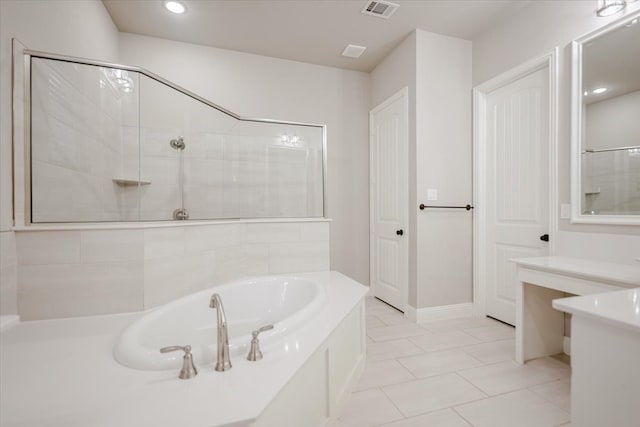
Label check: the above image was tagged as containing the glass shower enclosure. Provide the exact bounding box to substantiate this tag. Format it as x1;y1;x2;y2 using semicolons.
28;54;325;223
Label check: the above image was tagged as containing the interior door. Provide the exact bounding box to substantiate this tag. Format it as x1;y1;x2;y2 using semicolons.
370;88;408;312
485;68;550;325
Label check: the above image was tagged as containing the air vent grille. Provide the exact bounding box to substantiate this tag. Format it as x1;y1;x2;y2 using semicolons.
361;0;399;19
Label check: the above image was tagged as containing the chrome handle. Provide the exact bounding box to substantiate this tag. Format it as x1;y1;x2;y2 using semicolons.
159;345;197;379
252;324;274;338
160;345;191;354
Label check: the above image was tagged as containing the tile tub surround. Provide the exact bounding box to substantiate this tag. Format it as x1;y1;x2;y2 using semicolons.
0;271;367;427
15;219;330;320
0;231;18;326
331;297;572;427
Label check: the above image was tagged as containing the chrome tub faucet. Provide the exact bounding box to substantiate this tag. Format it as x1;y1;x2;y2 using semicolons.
209;293;232;372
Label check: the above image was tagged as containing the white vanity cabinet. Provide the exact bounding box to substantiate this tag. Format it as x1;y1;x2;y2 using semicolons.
553;288;640;427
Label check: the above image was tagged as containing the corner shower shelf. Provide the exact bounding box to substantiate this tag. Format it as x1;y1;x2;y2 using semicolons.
112;178;151;187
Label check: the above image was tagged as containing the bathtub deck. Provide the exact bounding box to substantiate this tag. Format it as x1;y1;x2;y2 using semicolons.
0;271;368;427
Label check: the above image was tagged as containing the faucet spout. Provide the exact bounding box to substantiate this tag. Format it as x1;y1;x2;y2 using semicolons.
209;293;232;372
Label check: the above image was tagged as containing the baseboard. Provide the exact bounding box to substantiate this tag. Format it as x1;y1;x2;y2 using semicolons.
563;336;571;356
405;302;474;323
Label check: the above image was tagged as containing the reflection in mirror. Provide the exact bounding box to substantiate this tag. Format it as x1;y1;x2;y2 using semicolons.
573;12;640;222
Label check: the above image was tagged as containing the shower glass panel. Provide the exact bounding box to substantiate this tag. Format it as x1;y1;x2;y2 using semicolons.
29;55;325;223
30;58;140;222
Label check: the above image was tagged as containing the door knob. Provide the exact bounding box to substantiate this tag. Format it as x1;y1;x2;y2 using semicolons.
540;234;549;242
396;229;404;236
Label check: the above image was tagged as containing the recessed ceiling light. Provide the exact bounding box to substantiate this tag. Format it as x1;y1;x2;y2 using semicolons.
164;1;186;14
592;87;607;94
583;91;588;96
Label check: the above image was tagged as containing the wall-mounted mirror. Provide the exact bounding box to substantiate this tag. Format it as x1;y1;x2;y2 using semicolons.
571;11;640;225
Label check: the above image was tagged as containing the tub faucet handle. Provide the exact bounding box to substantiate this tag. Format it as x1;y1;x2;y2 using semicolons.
160;345;198;379
247;324;274;361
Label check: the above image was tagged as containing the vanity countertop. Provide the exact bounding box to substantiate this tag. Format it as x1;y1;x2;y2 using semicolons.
512;256;640;288
553;287;640;333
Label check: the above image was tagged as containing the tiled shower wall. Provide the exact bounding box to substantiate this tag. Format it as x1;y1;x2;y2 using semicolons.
31;58;131;222
16;220;330;320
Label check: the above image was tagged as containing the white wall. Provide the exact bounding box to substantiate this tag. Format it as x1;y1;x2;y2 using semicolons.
118;33;371;285
0;0;119;318
473;0;640;264
370;31;472;309
415;30;472;308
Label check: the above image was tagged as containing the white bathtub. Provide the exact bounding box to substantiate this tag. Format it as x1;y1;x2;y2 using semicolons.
114;276;327;370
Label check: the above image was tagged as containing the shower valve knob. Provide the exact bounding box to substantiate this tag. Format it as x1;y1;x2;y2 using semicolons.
396;229;404;236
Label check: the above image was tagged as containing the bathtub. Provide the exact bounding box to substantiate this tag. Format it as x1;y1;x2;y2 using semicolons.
114;276;327;371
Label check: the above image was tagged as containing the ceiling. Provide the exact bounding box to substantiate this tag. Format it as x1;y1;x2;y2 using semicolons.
102;0;529;72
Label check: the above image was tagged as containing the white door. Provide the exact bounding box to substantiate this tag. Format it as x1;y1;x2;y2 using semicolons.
370;88;409;312
485;68;550;325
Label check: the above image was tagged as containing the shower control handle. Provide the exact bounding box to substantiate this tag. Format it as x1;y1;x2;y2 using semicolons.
396;229;404;236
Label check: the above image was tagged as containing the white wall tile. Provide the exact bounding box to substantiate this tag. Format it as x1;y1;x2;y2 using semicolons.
143;256;195;308
80;229;144;263
18;261;143;320
16;231;81;265
243;243;269;276
184;224;241;253
0;231;17;268
269;240;330;274
143;227;185;260
300;221;330;241
0;264;18;315
243;222;301;243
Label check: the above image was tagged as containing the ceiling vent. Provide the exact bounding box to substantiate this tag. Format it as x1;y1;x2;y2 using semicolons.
361;0;400;19
342;44;367;58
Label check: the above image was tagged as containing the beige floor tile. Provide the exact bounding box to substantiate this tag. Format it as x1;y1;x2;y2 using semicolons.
354;359;415;391
378;408;472;427
525;356;571;380
398;349;485;379
332;389;404;427
462;323;515;342
366;315;386;329
375;311;413;326
460;339;515;364
529;378;571;411
454;389;570;427
382;373;487;417
458;361;558;396
367;338;424;362
409;330;482;352
367;323;431;342
420;316;500;333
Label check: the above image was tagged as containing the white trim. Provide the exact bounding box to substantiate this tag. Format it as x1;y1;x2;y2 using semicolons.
570;10;640;225
473;49;559;317
405;303;474;323
563;336;571;356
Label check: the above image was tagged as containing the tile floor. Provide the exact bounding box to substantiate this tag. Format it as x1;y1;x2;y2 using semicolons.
330;297;572;427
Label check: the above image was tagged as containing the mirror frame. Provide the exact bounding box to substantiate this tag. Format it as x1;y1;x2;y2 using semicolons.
571;9;640;225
